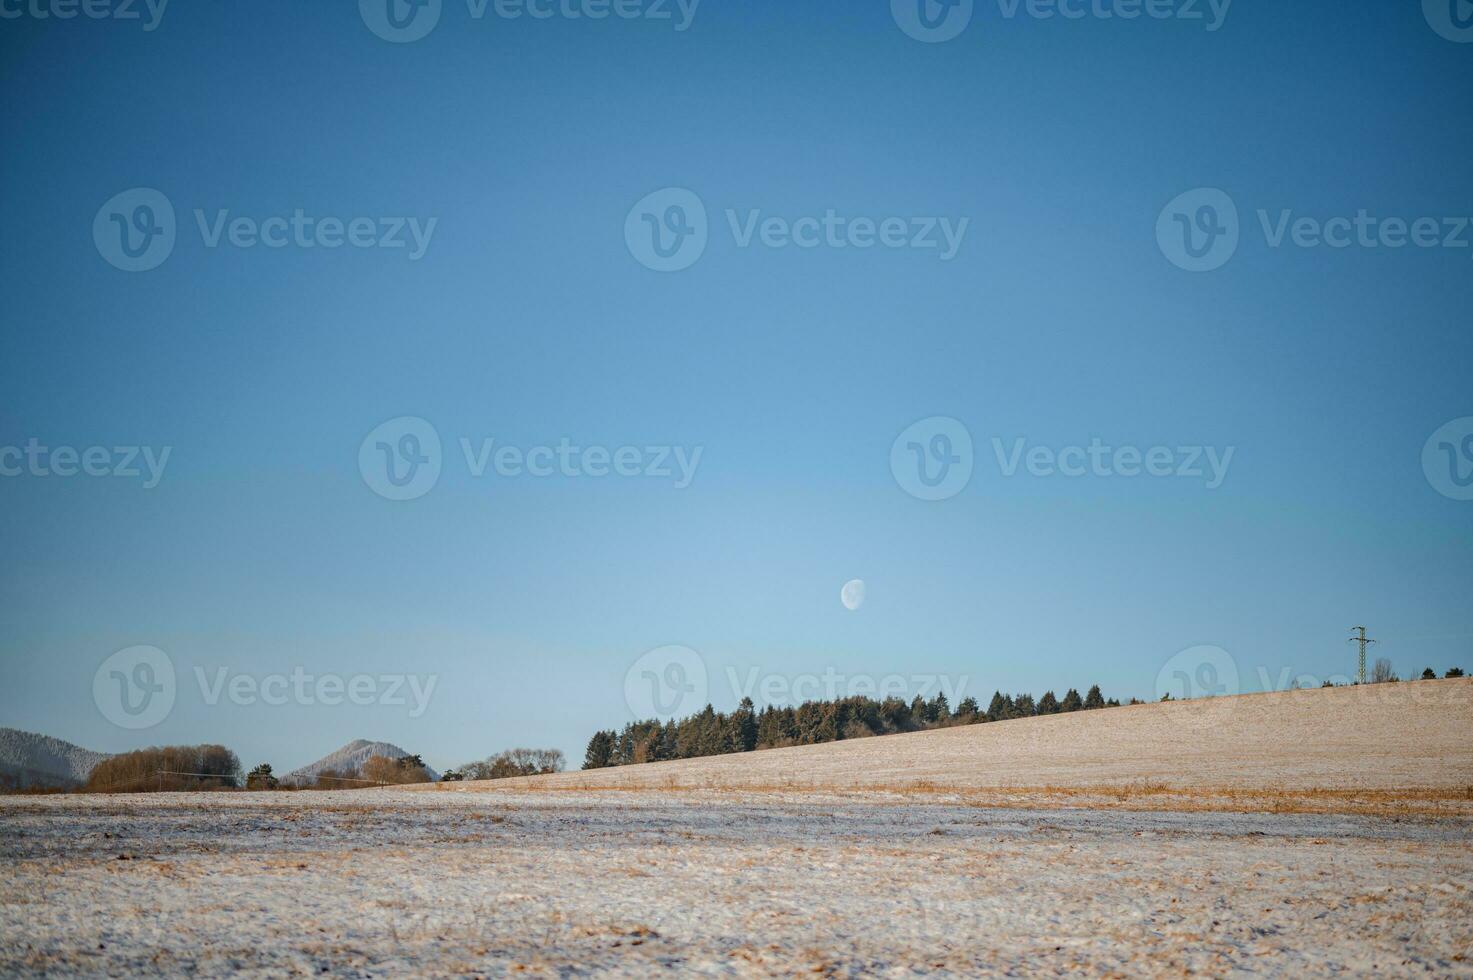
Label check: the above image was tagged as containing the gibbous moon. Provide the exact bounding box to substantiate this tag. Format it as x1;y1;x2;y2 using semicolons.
841;579;866;611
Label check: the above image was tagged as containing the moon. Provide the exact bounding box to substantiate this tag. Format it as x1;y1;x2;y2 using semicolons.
840;579;866;611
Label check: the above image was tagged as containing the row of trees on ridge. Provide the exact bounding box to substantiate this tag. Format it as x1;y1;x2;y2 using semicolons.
583;685;1121;770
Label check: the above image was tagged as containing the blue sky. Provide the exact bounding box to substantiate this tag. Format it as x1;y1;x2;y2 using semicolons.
1;0;1470;773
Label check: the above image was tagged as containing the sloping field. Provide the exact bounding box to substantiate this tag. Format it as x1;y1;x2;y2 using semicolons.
427;678;1473;800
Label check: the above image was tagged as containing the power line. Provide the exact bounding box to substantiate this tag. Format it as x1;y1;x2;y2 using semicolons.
157;770;388;786
1348;625;1377;685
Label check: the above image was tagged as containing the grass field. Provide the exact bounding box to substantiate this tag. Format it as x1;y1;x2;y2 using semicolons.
2;681;1470;976
426;678;1473;809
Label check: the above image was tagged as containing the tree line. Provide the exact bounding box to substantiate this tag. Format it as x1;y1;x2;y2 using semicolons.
442;748;565;782
583;685;1122;770
85;744;241;793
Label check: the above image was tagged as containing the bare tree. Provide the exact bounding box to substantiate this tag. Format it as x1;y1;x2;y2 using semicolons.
360;754;431;785
1370;657;1397;684
459;748;565;780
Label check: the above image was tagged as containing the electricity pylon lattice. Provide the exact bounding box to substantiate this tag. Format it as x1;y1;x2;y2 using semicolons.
1348;626;1376;685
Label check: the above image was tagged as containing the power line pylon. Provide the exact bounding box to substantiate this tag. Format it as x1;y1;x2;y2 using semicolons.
1348;625;1376;685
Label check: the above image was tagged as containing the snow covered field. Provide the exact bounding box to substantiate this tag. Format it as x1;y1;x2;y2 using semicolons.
3;789;1470;977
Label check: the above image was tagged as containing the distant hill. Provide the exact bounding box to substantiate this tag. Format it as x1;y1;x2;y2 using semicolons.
287;739;438;784
0;728;111;790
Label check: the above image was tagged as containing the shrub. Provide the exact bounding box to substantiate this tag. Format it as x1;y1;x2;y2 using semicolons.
245;763;278;790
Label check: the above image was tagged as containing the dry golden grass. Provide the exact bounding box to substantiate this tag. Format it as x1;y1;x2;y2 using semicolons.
418;678;1473;815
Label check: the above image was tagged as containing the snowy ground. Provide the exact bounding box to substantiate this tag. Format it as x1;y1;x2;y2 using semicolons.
2;789;1470;977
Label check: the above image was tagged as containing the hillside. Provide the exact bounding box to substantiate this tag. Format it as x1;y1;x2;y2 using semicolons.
287;738;438;784
0;728;111;790
426;678;1473;796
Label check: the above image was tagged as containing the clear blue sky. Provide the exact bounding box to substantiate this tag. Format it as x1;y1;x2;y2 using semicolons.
1;0;1470;774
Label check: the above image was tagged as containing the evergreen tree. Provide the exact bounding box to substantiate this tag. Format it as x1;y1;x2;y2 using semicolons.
880;697;913;732
1084;685;1105;710
930;692;951;722
582;730;615;770
1061;688;1083;712
986;691;1009;722
734;697;758;751
956;696;980;718
1448;667;1466;678
1036;691;1059;715
246;763;278;790
1013;693;1036;717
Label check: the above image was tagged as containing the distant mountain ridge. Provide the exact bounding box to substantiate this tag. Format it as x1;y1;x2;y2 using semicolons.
0;727;111;789
287;738;438;784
